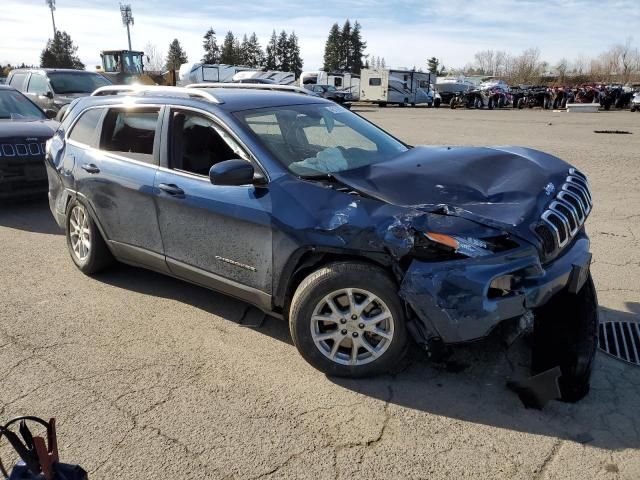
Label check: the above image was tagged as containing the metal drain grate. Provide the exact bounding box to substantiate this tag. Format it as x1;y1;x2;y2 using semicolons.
598;321;640;366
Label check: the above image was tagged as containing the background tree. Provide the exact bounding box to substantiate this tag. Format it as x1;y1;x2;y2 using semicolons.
220;31;238;64
339;20;352;70
287;32;303;77
348;21;366;73
165;39;188;70
265;30;278;70
40;31;84;69
202;28;220;64
143;42;164;71
243;32;265;68
275;30;289;71
427;57;439;74
323;23;341;71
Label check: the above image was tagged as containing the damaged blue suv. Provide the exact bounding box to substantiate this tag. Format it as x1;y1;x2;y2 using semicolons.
46;85;597;401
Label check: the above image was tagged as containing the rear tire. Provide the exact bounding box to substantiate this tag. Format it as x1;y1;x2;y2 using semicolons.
65;199;114;274
531;274;598;402
434;98;441;108
289;262;409;378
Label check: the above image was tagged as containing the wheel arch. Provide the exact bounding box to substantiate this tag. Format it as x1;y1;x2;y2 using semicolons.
273;247;397;314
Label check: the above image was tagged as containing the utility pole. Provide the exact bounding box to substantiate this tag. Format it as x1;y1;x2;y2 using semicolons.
46;0;57;36
120;3;134;51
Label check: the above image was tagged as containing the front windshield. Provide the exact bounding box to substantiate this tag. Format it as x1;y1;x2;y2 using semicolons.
48;72;110;94
235;104;407;177
326;86;337;92
0;90;45;120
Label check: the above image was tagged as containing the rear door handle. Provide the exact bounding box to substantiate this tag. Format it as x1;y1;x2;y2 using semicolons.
81;163;100;174
158;183;184;196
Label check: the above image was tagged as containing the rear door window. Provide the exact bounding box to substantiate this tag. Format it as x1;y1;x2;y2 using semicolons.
100;108;160;164
27;74;49;94
9;72;28;90
68;108;104;146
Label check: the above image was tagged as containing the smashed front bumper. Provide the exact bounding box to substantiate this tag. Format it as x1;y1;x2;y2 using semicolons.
399;232;592;343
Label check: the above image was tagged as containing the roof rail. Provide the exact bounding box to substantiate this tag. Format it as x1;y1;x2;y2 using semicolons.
91;85;222;103
185;83;314;96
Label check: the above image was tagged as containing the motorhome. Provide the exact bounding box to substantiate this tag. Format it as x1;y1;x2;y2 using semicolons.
360;68;436;106
299;71;360;100
178;63;253;85
233;70;296;85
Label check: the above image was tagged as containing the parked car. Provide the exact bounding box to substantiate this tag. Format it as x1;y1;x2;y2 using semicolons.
46;85;597;401
631;91;640;112
0;86;58;199
305;84;352;104
6;68;111;121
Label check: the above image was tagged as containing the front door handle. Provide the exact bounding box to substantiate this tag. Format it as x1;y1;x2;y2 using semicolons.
158;183;184;196
81;163;100;174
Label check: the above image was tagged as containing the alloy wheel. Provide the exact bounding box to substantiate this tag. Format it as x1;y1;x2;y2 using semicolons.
69;205;91;262
310;288;395;366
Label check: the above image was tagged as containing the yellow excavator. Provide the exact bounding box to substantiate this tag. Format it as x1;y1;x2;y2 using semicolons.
96;50;176;85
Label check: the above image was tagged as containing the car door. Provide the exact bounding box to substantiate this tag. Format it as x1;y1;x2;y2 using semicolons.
25;73;53;111
154;107;273;307
72;105;167;273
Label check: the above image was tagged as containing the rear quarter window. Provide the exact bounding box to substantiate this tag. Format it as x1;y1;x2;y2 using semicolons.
68;108;104;146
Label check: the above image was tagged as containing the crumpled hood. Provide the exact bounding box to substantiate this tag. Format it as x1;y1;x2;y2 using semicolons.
334;145;571;236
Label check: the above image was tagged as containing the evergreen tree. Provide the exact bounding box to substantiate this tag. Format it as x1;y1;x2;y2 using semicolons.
349;21;366;73
40;31;84;69
339;19;352;71
244;32;265;68
381;57;386;69
276;30;289;71
239;34;250;66
427;57;439;74
165;39;188;70
233;36;242;65
220;31;237;64
287;32;303;77
323;23;341;71
202;28;220;64
265;30;278;70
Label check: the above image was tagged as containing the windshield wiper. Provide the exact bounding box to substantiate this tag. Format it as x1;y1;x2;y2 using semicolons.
300;173;339;182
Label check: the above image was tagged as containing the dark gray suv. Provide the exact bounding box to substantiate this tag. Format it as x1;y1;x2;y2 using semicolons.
7;69;111;120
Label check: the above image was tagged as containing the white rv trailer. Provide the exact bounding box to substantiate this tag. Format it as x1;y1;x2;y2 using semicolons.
360;68;436;106
178;63;254;85
232;70;296;85
299;71;361;100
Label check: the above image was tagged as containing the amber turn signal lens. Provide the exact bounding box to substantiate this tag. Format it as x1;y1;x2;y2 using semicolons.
425;232;459;250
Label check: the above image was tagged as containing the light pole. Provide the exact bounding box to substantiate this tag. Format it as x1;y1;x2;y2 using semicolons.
46;0;57;36
120;4;134;51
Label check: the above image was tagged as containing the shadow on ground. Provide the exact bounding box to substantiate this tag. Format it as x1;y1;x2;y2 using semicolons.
331;304;640;452
0;197;61;235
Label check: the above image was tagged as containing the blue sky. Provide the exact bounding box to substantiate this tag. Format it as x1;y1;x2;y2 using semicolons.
1;0;638;71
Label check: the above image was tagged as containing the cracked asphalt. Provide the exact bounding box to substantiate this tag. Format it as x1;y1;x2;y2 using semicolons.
1;108;639;479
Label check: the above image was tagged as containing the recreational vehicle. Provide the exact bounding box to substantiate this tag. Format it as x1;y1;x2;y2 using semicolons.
233;70;296;85
178;63;253;85
360;68;436;106
299;71;360;100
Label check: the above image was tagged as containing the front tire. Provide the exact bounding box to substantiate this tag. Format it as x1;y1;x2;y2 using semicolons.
289;262;408;377
66;199;114;274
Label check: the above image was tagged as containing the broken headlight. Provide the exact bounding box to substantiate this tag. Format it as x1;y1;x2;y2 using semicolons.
413;232;518;260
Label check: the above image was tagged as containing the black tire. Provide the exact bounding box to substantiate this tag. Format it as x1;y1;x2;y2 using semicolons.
65;199;114;274
450;100;457;109
289;262;409;378
517;98;525;109
434;98;441;108
55;104;69;122
488;98;495;110
531;274;598;402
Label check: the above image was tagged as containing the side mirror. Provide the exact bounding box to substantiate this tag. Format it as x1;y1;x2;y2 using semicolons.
44;91;54;99
44;109;57;119
210;159;260;186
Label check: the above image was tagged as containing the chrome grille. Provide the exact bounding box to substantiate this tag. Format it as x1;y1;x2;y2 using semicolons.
0;142;45;158
537;168;592;254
